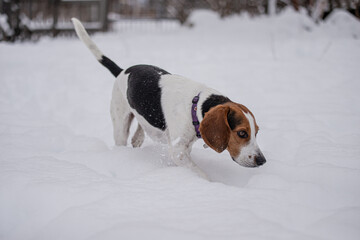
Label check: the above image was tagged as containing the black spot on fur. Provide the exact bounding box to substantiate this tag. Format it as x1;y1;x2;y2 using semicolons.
126;65;170;131
100;55;123;77
201;94;231;117
227;110;242;130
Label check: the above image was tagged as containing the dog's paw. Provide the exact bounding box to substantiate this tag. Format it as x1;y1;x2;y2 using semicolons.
131;138;144;148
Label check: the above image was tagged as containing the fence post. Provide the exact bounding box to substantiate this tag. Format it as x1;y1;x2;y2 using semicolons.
52;0;59;37
100;0;109;31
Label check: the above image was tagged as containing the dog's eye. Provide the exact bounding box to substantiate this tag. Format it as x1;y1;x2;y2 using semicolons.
237;131;248;138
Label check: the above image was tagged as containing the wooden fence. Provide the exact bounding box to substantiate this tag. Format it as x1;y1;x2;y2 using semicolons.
0;0;110;41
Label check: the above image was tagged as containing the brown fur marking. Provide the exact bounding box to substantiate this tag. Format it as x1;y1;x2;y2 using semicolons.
199;105;230;153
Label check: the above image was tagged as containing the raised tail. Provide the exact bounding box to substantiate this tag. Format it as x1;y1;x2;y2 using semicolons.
71;18;122;77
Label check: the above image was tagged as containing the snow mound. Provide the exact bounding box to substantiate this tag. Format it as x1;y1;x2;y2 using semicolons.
188;10;221;28
324;9;360;38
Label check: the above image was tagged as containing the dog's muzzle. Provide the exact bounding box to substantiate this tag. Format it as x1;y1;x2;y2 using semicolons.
232;151;266;168
254;152;266;166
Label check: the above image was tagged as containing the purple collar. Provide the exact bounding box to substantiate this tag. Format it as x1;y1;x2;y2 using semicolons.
191;93;201;138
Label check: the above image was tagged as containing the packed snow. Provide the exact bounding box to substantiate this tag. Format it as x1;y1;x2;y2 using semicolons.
1;8;360;240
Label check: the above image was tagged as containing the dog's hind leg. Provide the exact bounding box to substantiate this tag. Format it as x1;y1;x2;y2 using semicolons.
131;123;145;148
110;82;133;146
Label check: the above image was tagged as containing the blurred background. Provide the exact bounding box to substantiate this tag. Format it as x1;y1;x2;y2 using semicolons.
1;0;359;42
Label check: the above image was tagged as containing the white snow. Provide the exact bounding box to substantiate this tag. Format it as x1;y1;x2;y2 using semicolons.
1;7;360;240
0;13;14;37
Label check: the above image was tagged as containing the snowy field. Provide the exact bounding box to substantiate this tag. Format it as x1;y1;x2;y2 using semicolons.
1;8;360;240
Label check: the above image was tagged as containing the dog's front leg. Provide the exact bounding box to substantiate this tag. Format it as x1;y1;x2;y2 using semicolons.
170;138;209;180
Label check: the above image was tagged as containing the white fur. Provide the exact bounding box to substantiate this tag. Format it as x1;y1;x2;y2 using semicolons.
71;18;103;61
160;74;221;141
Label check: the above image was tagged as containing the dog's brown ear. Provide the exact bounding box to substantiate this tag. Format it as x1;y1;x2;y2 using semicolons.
199;105;230;153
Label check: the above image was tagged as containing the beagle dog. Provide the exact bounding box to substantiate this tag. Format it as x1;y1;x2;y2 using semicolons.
72;18;266;177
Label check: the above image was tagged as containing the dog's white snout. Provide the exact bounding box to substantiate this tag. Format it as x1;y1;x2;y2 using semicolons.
232;142;266;168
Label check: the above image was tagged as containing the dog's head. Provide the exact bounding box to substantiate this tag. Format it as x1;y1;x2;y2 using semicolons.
199;102;266;167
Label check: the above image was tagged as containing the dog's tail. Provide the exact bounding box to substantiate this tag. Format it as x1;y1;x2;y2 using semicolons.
71;18;122;77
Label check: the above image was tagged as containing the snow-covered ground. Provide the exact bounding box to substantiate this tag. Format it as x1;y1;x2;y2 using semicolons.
1;8;360;240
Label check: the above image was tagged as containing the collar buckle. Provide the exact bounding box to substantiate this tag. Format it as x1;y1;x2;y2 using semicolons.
192;96;199;104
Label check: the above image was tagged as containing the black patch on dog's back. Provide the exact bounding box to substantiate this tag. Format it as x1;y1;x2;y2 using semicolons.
126;65;169;130
201;94;231;117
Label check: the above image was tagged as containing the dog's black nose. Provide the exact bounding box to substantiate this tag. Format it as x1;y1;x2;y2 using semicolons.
255;155;266;166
